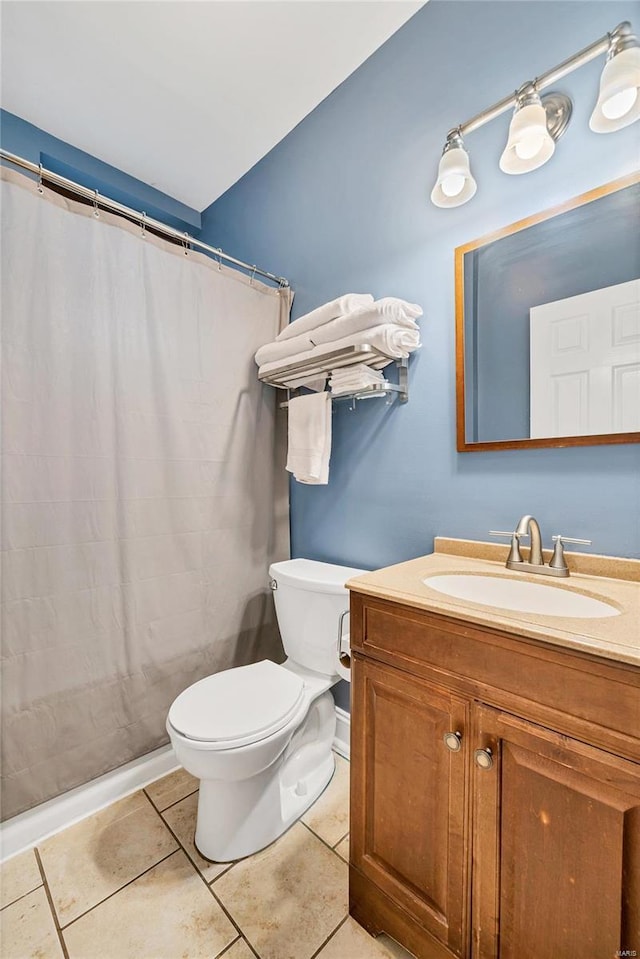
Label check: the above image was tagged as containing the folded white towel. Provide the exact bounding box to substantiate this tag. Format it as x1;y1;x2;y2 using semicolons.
258;324;421;382
281;376;327;392
329;370;385;393
330;379;389;397
330;364;385;384
312;299;422;347
286;392;332;485
276;294;374;342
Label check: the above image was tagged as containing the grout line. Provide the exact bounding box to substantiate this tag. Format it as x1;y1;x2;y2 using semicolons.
142;790;261;959
143;784;198;815
33;847;71;959
213;934;241;958
300;819;349;860
0;881;44;913
308;914;350;959
59;849;180;931
332;829;349;850
216;933;259;959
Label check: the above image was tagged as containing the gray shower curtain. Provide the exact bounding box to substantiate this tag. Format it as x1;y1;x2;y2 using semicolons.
1;168;291;819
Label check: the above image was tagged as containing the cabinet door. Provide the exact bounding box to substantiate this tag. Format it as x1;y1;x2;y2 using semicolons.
351;655;470;957
472;704;640;959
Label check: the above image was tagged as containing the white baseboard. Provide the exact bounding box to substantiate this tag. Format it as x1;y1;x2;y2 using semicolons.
1;705;352;863
1;745;178;863
333;706;351;760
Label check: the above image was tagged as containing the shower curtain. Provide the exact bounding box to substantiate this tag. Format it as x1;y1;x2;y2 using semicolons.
1;168;291;820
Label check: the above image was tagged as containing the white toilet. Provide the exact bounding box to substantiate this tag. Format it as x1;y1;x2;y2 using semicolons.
166;558;365;863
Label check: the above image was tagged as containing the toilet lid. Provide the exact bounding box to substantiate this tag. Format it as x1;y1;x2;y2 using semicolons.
167;660;305;745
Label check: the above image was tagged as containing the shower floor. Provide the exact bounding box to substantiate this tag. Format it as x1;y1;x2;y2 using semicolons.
0;752;413;959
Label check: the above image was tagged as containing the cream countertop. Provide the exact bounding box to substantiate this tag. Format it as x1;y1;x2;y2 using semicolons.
346;538;640;668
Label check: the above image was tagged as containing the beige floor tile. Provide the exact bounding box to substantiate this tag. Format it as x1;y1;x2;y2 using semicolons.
223;938;257;959
63;850;236;959
162;791;231;882
38;790;178;926
0;886;64;959
0;848;42;909
377;933;418;958
145;766;198;811
214;821;347;959
334;834;349;862
316;918;415;959
302;754;350;847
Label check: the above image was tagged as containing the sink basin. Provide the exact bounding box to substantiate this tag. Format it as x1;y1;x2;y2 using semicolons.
423;574;620;618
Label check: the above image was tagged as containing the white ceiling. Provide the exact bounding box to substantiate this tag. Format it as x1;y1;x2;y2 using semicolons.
1;1;424;210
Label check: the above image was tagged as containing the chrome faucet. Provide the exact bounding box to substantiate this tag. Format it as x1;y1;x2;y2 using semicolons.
515;515;544;566
490;516;592;578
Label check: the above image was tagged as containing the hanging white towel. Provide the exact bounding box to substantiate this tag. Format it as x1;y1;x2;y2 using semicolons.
276;293;374;342
286;392;332;485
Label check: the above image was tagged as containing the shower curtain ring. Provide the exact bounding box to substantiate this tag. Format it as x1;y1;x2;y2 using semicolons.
183;232;189;255
140;212;146;238
250;265;256;285
37;162;44;195
93;189;100;218
216;248;223;271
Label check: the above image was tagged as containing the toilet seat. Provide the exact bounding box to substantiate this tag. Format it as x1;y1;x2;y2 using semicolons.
167;660;306;749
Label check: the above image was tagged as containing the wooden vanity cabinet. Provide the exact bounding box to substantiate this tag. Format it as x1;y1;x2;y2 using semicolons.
348;592;640;959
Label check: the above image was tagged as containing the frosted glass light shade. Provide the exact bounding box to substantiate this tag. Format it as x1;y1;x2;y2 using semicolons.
500;101;555;174
431;146;477;208
590;46;640;133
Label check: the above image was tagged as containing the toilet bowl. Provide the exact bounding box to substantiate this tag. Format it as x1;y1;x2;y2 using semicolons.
166;558;365;862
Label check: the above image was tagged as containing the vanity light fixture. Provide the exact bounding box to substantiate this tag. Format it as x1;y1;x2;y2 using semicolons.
431;20;639;207
590;30;640;132
499;86;571;175
431;131;477;208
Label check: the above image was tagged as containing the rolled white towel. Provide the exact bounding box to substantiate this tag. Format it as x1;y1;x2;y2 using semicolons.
276;293;374;342
258;323;421;380
308;301;421;348
255;297;423;367
255;329;315;367
375;297;423;320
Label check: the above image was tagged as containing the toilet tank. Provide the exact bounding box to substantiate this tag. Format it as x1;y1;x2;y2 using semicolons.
269;559;367;676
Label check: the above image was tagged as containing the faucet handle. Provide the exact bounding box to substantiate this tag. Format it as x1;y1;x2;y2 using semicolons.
489;530;523;564
551;535;592;546
550;534;592;571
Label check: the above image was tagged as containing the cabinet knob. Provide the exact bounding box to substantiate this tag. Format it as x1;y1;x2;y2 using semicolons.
474;747;494;770
443;731;462;752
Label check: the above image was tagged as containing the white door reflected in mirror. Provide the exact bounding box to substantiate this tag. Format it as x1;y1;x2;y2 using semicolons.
529;278;640;437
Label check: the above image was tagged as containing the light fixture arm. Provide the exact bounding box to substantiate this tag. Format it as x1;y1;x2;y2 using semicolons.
454;21;633;138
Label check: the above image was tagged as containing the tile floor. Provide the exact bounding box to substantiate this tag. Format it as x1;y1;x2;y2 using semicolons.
0;754;414;959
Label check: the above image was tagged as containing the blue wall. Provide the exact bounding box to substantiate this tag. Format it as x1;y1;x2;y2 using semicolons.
202;1;640;571
0;111;201;232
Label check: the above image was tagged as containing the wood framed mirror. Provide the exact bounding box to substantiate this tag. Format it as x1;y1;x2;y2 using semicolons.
455;173;640;452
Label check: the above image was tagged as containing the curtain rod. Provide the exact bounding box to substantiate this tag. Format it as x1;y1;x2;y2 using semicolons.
0;149;289;288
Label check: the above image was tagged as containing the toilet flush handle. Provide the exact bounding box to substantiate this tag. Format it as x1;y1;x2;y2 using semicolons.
337;609;351;670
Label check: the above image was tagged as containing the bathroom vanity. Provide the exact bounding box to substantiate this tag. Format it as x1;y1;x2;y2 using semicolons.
346;539;640;959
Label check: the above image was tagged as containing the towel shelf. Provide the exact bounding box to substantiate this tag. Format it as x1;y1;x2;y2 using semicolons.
259;343;409;406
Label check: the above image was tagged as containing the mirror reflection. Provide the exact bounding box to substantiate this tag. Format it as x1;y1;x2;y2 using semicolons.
456;176;640;450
